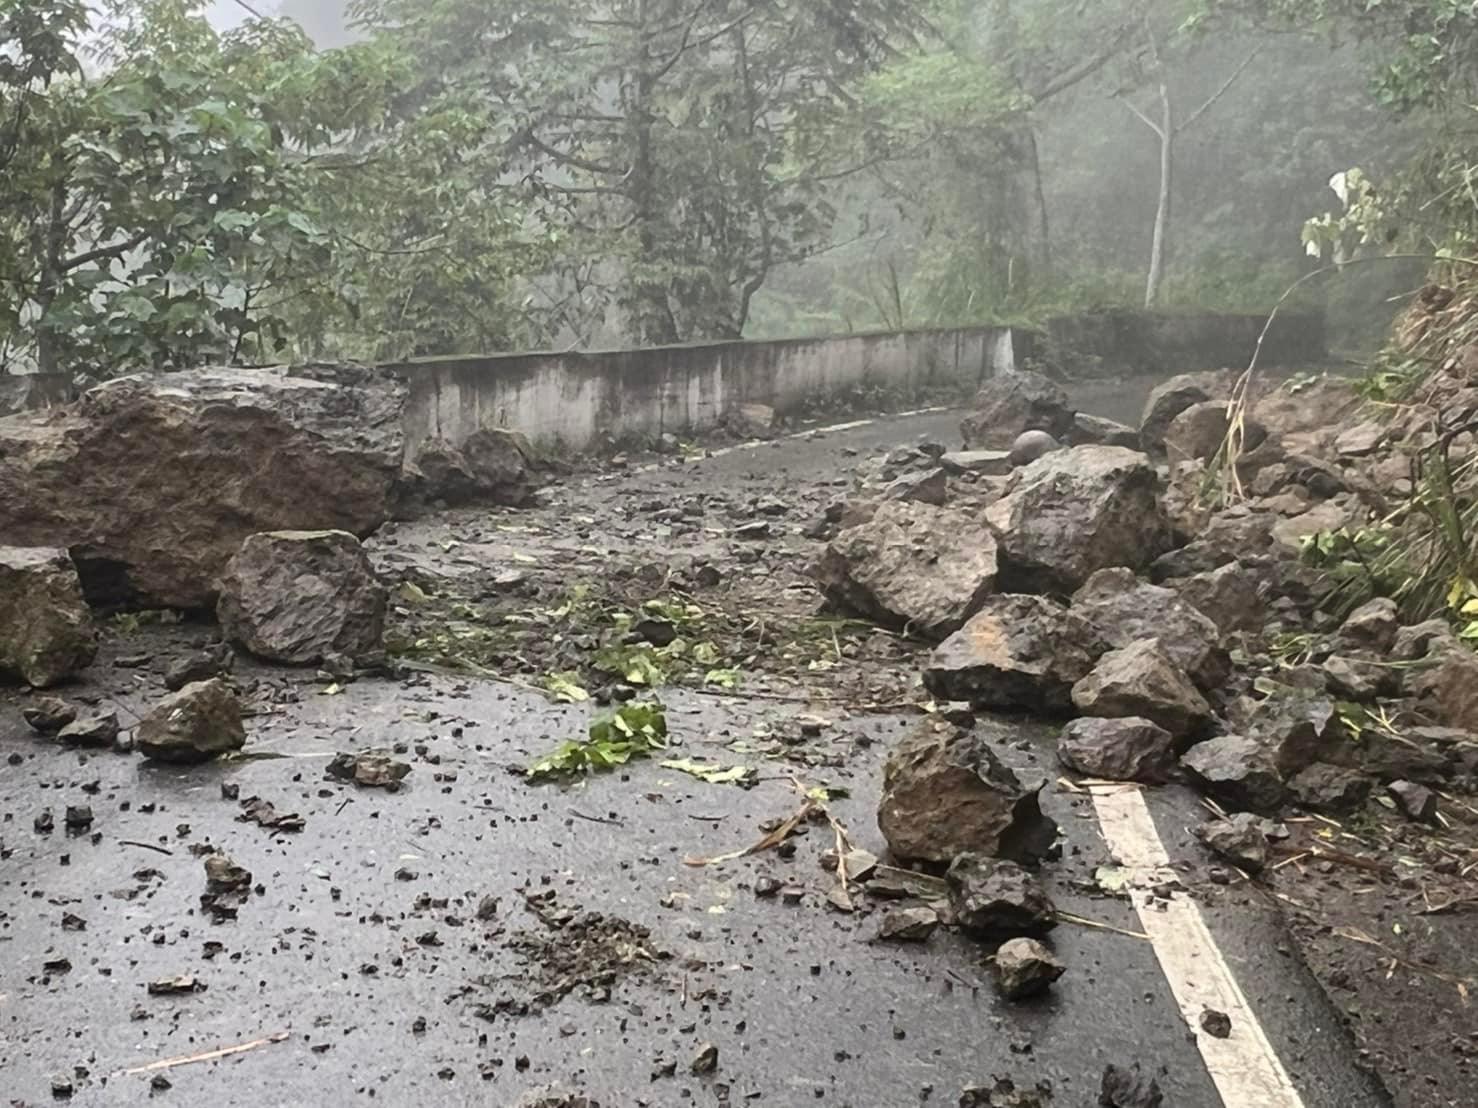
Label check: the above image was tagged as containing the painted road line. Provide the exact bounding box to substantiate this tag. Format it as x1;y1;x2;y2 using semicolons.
1093;784;1307;1108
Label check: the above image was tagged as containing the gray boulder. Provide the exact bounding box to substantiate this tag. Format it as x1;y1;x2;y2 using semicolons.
960;371;1074;451
1140;370;1237;452
402;428;537;507
1068;413;1140;449
1009;430;1061;467
878;721;1058;866
986;446;1168;594
1070;639;1212;740
1167;563;1263;634
1287;763;1371;814
1071;568;1230;691
1195;813;1271;872
1057;717;1176;782
0;546;97;688
813;501;998;640
218;530;386;665
135;679;246;763
1339;597;1400;654
946;854;1057;941
924;595;1108;715
1182;734;1287;813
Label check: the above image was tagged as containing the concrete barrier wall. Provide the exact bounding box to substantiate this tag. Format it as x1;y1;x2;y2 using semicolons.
386;326;1017;452
383;310;1326;454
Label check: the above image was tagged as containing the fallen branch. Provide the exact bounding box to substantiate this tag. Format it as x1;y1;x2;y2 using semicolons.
121;1031;289;1076
1054;910;1149;941
118;840;173;856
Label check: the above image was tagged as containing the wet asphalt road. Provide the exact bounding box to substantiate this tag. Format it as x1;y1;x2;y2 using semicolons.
0;381;1390;1107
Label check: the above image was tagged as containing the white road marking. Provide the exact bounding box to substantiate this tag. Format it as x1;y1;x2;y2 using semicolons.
1092;785;1307;1108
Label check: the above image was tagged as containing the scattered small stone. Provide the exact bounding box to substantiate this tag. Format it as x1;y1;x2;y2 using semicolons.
146;975;204;996
200;853;252;920
35;810;54;834
135;679;245;763
754;876;783;899
991;937;1066;1000
63;805;93;830
326;750;412;790
238;795;305;832
164;643;234;691
876;906;939;942
56;712;120;748
959;1076;1054;1107
690;1042;719;1075
23;697;77;734
1200;1008;1232;1039
1388;780;1438;823
1098;1063;1163;1108
1194;813;1271;872
61;912;86;931
51;1073;74;1099
476;894;500;921
150;1074;172;1092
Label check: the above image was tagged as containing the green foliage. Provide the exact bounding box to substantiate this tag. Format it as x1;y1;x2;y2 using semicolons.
527;701;669;782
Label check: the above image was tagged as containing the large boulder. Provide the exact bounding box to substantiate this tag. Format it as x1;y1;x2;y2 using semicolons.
1071;568;1230;691
402;428;536;507
0;546;97;688
0;368;406;609
1181;734;1287;813
1070;639;1213;740
1140;370;1237;452
135;679;246;763
813;501;998;640
1163;401;1266;466
217;531;387;664
924;595;1108;715
1252;377;1361;440
986;446;1169;594
960;371;1074;451
878;721;1058;866
1166;563;1264;634
1408;643;1478;733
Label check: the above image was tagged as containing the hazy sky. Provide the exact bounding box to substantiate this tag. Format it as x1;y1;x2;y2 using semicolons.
205;0;350;44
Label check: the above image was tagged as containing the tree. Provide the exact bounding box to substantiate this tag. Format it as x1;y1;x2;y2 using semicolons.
349;0;927;345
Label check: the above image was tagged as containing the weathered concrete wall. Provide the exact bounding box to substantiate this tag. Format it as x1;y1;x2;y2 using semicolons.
386;327;1017;452
1029;309;1327;379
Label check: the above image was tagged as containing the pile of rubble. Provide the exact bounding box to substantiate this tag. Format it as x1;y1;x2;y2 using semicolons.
810;359;1478;997
0;364;540;763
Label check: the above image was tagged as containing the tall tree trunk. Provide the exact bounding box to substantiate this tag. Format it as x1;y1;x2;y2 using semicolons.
1144;81;1173;309
1027;128;1052;277
34;178;68;376
626;0;681;346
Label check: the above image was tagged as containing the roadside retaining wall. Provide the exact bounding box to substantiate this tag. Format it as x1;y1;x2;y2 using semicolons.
386;327;1016;452
383;310;1326;453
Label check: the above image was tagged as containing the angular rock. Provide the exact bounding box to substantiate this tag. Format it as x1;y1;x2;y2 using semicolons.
960;371;1074;451
1069;413;1140;449
727;402;776;438
1071;640;1212;740
218;530;386;665
986;446;1168;593
1167;563;1263;634
1288;763;1371;814
1150;506;1277;581
401;428;536;506
960;1077;1054;1108
1057;717;1176;783
879;722;1058;866
0;546;97;688
1253;376;1361;439
1339;598;1399;653
876;906;940;942
22;697;76;734
0;368;408;609
327;750;411;790
1408;644;1478;732
56;711;119;748
1164;400;1234;465
1071;568;1230;691
1251;694;1352;777
946;854;1056;941
1391;619;1457;662
1182;734;1287;813
135;679;245;763
1270;501;1352;549
1140;370;1237;452
924;595;1108;715
880;468;948;506
201;852;252;919
1321;655;1396;701
813;501;998;640
991;937;1065;1000
1388;780;1437;823
1099;1064;1165;1108
1195;812;1270;872
939;450;1012;477
1335;421;1386;458
164;644;235;691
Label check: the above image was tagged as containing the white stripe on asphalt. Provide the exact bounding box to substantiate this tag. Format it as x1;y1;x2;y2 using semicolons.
1092;785;1307;1108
